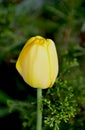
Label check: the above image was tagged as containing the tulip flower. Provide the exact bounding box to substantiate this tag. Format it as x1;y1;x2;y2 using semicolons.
16;36;58;130
16;36;58;89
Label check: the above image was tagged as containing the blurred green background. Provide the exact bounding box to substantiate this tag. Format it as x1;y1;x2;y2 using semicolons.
0;0;85;130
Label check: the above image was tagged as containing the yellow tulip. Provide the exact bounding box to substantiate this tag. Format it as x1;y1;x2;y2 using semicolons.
16;36;58;89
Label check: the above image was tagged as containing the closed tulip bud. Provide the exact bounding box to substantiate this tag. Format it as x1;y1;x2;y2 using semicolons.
16;36;58;89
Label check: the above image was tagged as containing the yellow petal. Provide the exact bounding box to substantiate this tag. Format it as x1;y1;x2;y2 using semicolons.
46;39;58;87
16;36;58;89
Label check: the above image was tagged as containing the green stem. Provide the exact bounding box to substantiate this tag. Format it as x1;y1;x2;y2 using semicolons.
37;88;42;130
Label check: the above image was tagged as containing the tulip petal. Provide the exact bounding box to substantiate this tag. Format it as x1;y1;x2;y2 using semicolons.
30;44;51;89
16;36;58;89
46;39;58;86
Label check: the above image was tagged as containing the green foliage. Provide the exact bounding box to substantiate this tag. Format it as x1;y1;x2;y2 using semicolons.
0;91;10;118
43;78;77;129
7;99;36;130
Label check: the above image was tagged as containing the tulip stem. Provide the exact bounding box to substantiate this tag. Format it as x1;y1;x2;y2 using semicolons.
37;88;42;130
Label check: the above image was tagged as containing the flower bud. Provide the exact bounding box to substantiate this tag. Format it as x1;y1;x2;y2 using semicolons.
16;36;58;89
